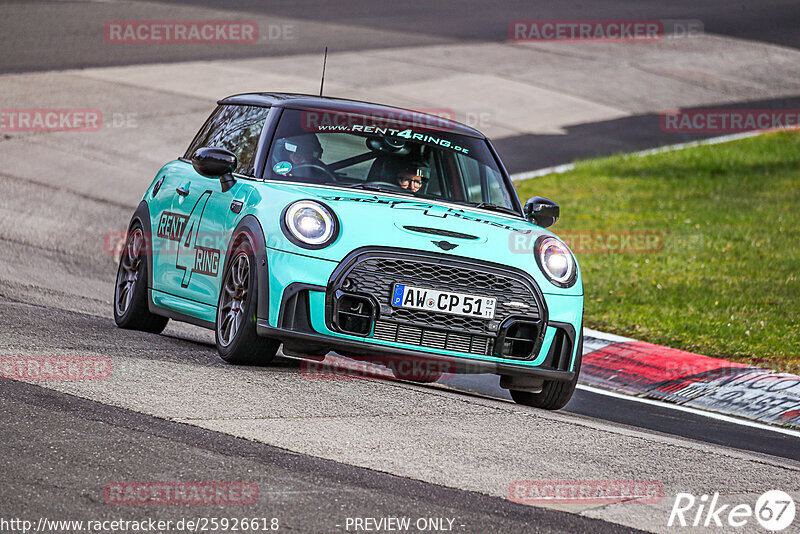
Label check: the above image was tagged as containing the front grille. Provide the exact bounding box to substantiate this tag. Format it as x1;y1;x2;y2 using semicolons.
373;320;493;356
344;256;541;337
330;250;546;359
393;308;487;333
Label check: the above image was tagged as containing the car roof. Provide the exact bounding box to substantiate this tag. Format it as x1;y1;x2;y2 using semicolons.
218;92;485;138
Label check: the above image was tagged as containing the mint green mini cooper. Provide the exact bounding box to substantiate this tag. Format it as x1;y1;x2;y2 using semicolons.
114;93;583;409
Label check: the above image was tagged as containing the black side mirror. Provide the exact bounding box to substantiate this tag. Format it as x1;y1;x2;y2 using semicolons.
524;196;559;228
192;147;237;192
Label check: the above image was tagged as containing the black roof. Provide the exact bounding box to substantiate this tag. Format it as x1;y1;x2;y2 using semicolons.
218;92;484;138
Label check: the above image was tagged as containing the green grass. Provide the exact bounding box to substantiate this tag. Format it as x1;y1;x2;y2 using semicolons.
515;131;800;373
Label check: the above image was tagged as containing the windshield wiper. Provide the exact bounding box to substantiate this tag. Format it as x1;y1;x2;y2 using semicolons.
472;202;520;217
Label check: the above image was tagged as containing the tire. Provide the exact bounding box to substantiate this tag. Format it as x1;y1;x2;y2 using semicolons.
215;237;279;365
510;332;583;410
113;222;169;334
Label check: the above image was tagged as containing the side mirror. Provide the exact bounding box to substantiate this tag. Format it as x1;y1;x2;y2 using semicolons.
192;147;237;192
524;196;559;228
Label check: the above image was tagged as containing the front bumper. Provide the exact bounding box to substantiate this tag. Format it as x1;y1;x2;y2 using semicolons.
261;246;583;379
257;320;576;381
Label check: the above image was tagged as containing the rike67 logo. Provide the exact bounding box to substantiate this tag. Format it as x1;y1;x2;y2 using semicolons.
669;490;795;531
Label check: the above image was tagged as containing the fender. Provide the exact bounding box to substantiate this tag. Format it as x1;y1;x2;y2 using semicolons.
219;214;270;324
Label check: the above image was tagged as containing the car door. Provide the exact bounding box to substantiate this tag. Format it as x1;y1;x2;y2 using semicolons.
151;104;270;313
150;160;212;305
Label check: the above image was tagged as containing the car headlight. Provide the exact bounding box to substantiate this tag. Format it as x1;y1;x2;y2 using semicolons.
535;236;576;288
281;200;339;249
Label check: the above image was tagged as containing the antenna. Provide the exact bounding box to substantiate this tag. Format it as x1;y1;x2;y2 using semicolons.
319;46;328;97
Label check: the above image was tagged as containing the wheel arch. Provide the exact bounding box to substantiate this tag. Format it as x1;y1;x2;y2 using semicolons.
220;215;270;323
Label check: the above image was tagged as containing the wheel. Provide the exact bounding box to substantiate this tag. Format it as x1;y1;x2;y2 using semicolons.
215;237;279;365
510;333;583;410
113;222;169;333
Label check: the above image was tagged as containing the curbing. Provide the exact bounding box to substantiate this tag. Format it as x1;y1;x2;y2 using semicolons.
581;330;800;430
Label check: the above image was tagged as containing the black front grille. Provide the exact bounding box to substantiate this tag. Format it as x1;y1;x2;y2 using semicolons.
373;321;493;356
392;308;487;333
345;256;541;337
328;250;547;358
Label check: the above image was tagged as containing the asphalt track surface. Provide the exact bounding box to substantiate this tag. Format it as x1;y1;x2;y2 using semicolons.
1;2;799;533
4;0;800;72
3;0;800;172
2;378;633;534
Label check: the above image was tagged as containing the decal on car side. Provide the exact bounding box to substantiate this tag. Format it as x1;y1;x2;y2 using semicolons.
158;191;221;288
319;195;533;234
156;212;189;241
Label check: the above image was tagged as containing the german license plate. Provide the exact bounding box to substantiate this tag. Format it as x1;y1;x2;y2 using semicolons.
391;284;496;319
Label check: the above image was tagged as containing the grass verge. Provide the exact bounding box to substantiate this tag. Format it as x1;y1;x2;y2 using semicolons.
515;131;800;373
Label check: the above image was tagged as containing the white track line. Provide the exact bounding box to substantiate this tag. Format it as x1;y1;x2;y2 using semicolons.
577;384;800;438
510;131;765;181
582;327;634;343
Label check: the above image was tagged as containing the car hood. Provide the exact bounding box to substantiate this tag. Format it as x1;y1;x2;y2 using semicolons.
253;182;582;295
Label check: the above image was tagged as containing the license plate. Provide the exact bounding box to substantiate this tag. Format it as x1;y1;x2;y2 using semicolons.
391;284;496;319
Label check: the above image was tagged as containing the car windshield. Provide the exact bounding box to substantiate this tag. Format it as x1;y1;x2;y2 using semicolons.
266;108;518;212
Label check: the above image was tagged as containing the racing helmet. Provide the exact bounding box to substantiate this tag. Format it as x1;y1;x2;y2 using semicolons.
274;134;323;162
366;137;412;156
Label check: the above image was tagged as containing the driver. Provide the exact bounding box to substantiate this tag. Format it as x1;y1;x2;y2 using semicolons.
273;135;330;180
396;160;431;193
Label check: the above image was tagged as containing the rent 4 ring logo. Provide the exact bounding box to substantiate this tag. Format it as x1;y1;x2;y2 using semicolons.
668;490;796;531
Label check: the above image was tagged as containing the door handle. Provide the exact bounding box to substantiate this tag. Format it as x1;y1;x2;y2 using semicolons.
176;186;190;196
